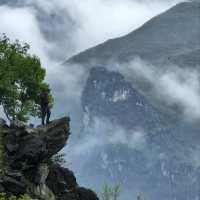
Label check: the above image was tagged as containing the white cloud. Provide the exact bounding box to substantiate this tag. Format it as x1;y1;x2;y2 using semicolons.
113;58;200;121
66;117;147;162
0;6;49;64
55;0;183;54
159;68;200;119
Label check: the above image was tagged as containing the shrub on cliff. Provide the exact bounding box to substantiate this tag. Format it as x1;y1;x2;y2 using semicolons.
49;153;66;166
0;193;34;200
0;34;53;122
101;184;121;200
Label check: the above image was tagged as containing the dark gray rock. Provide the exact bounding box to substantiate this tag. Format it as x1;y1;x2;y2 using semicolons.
77;187;99;200
46;164;77;196
34;163;49;185
4;117;70;170
0;117;98;200
10;120;26;129
0;184;5;193
12;135;47;170
46;165;99;200
0;171;27;195
5;143;19;154
39;117;70;157
0;118;7;127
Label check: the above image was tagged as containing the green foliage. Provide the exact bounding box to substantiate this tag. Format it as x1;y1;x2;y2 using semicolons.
0;193;35;200
101;184;121;200
0;34;53;122
48;153;66;166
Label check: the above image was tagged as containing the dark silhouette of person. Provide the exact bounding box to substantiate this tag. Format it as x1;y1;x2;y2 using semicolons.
40;90;51;125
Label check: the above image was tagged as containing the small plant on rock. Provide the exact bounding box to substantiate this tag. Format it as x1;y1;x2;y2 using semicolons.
0;193;35;200
101;184;121;200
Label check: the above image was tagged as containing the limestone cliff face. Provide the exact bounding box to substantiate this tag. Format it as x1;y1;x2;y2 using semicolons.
0;117;99;200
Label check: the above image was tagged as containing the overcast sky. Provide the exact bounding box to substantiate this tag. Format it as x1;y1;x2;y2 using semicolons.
0;0;183;61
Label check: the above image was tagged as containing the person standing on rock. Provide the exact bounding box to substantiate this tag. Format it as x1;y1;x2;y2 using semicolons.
40;89;51;125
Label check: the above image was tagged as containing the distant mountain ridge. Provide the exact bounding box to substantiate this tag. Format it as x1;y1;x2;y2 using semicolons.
67;1;200;67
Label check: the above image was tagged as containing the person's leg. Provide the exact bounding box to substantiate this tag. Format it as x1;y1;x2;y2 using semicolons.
41;107;46;125
46;107;51;124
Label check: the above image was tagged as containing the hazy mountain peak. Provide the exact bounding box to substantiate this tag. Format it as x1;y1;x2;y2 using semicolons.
67;0;200;65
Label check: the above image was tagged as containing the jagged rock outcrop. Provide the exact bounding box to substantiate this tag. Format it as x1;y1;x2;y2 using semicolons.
0;117;99;200
46;164;98;200
46;164;78;196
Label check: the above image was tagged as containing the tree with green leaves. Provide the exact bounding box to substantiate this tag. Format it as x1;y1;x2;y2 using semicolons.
0;34;53;122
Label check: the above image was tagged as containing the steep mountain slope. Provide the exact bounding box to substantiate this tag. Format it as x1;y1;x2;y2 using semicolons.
66;1;200;200
68;1;200;66
82;67;171;131
77;67;200;200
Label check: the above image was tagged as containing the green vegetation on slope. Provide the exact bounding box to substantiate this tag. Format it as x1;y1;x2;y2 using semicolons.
101;184;121;200
0;193;34;200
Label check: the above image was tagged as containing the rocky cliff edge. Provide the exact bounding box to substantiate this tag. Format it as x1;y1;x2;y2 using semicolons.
0;117;99;200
